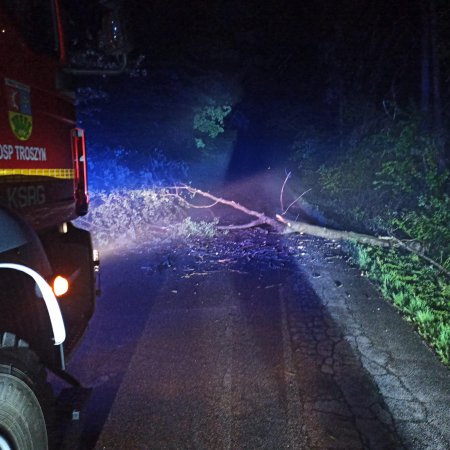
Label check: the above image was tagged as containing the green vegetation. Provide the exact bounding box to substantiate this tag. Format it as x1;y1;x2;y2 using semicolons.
78;151;220;247
294;116;450;365
77;188;180;246
355;245;450;364
193;105;232;139
77;188;219;248
193;104;232;153
170;217;219;238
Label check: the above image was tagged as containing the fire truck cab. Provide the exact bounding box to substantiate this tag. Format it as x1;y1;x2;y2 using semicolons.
0;1;125;448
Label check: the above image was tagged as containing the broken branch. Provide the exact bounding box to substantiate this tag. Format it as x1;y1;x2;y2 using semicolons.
170;185;284;231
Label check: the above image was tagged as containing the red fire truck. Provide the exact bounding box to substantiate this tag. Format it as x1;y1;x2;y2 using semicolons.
0;1;126;448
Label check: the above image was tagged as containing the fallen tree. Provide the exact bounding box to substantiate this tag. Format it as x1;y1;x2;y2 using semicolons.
170;185;396;247
168;184;450;278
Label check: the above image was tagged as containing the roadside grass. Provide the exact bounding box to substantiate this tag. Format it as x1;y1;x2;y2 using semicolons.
353;244;450;365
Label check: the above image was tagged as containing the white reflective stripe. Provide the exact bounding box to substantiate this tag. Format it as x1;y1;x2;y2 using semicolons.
0;263;66;345
0;435;13;450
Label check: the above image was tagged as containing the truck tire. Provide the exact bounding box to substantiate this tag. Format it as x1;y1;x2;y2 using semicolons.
0;333;53;450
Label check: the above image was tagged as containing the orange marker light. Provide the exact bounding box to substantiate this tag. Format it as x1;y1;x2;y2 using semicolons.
53;275;69;297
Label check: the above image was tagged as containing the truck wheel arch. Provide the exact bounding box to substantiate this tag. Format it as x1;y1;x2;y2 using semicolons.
0;264;66;346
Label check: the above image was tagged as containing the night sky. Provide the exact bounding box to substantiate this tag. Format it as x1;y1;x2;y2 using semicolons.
124;0;422;99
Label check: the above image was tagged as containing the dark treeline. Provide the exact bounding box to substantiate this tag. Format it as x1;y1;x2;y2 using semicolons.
77;0;449;168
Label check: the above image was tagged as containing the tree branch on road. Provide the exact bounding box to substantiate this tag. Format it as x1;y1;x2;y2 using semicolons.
170;185;394;246
168;185;450;277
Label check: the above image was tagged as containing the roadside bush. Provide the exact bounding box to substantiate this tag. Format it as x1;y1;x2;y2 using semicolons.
295;114;450;366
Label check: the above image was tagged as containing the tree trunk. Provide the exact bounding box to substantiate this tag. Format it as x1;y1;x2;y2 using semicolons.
429;0;448;167
420;0;447;167
420;0;431;130
276;215;395;247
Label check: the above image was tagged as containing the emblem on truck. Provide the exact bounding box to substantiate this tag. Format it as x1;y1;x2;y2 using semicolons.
5;78;32;141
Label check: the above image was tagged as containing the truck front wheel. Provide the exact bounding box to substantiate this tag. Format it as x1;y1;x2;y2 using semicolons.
0;334;52;450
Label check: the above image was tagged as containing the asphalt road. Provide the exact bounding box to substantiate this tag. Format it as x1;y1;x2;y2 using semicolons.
60;231;450;449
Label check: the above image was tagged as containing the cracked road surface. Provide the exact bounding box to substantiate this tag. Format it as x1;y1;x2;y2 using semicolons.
64;231;450;449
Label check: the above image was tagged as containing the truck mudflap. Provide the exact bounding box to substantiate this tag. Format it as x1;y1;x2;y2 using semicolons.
0;263;65;345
